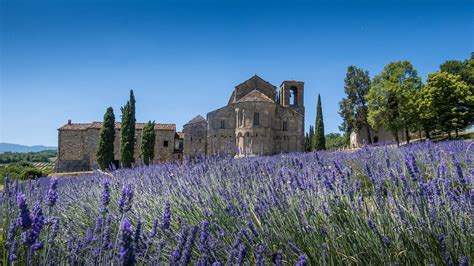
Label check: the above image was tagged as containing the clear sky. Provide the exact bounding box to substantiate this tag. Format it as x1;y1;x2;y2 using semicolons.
1;0;473;146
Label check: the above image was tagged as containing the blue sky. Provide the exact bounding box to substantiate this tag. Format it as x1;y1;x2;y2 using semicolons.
1;0;473;146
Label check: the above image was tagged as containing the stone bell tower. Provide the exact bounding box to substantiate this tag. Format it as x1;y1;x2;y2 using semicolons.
280;80;304;114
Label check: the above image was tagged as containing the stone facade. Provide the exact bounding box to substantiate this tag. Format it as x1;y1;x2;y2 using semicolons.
56;121;182;172
350;125;407;148
184;75;305;158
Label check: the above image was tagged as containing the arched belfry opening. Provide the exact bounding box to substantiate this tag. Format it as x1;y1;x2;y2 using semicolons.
280;81;304;112
289;86;298;106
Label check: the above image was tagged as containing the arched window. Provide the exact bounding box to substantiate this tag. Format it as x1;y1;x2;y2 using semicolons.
289;86;298;106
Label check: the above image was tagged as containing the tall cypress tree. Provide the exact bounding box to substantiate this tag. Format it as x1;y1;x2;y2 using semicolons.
309;125;315;151
140;121;156;166
120;90;136;168
128;90;136;163
313;94;326;150
304;132;310;152
120;102;132;168
96;107;115;170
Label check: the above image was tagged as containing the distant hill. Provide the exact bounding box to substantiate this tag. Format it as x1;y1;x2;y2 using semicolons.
0;143;57;153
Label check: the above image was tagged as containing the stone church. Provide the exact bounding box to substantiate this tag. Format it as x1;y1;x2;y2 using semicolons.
183;75;305;157
56;75;305;172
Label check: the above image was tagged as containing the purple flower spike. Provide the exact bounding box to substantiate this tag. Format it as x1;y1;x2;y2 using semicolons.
100;178;111;213
296;254;308;266
119;218;135;266
17;193;32;230
118;184;134;214
160;199;171;231
46;177;59;207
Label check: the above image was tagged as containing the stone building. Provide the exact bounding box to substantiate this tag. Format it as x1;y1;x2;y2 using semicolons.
56;75;306;172
56;121;183;172
184;75;305;157
350;125;407;148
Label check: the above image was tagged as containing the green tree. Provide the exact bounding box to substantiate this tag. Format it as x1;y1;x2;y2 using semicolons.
339;66;372;143
439;53;473;89
120;90;137;168
325;133;347;150
367;61;422;145
96;107;116;170
313;94;326;150
140;121;156;166
420;72;474;137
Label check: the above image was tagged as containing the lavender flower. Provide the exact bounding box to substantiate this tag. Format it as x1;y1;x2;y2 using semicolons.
118;184;134;214
102;216;112;250
236;243;246;265
100;178;111;213
160;199;171;231
273;250;282;266
148;218;159;241
17;193;32;230
179;225;198;265
30;202;45;250
169;223;188;264
46;177;59;207
119;218;135;265
255;245;265;266
296;254;308;266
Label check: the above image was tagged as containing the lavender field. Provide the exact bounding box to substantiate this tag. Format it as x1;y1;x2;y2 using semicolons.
1;140;472;265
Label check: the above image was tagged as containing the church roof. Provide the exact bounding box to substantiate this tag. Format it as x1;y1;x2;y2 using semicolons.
59;122;176;131
236;89;275;103
234;74;275;90
184;115;207;126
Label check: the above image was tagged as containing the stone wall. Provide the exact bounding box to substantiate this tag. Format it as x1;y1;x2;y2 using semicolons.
350;126;407;148
56;125;179;172
183;121;208;158
207;106;236;156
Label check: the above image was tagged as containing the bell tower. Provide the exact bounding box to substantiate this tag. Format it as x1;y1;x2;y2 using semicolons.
280;80;304;114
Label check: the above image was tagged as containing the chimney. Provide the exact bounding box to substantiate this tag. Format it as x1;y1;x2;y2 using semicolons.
68;119;72;125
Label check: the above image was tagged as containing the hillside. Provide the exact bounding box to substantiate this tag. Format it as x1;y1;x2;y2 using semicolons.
0;142;56;153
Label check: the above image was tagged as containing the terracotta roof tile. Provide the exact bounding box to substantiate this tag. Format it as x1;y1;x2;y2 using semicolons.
59;122;176;131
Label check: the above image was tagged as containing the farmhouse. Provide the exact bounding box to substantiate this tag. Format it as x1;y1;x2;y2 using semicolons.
56;75;305;172
350;125;407;148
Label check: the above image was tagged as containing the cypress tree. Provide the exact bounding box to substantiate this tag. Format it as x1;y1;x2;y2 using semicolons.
309;125;315;151
304;132;310;152
120;90;137;168
140;121;156;166
96;107;115;170
120;102;133;168
313;94;326;150
128;90;136;163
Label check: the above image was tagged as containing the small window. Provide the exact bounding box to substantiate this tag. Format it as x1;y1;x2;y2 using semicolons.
373;136;379;143
220;120;225;129
163;141;169;147
283;121;288;131
253;112;260;126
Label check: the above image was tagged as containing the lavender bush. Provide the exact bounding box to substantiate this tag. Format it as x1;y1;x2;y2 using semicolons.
1;140;472;265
